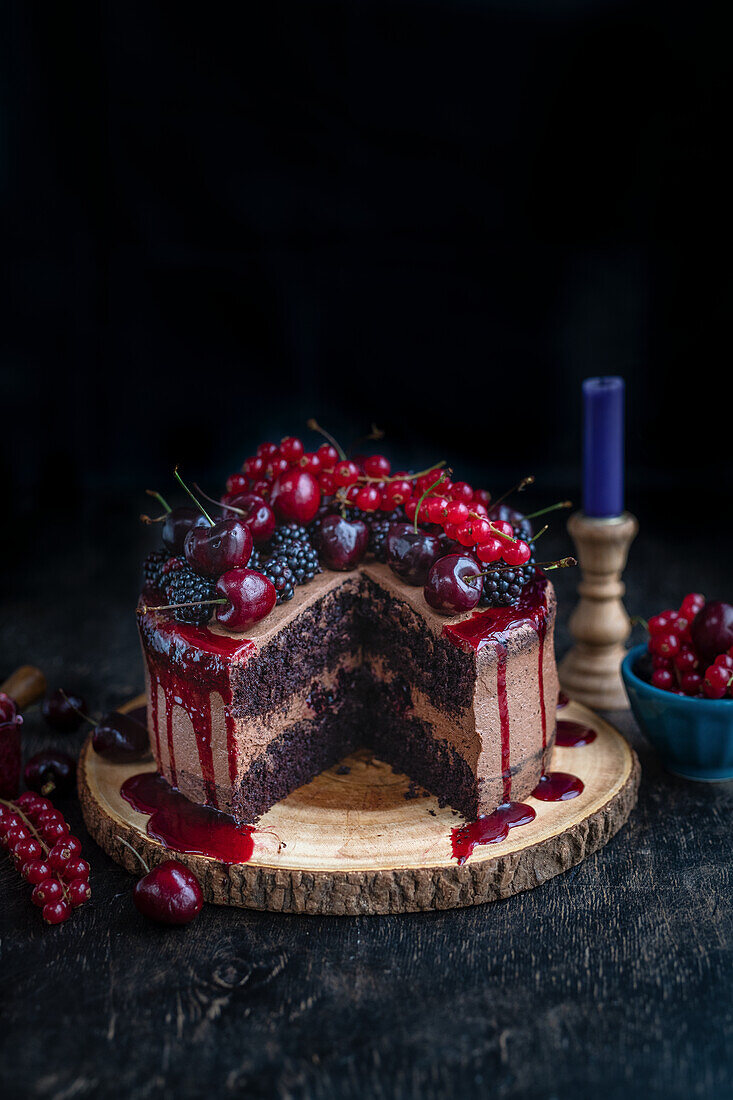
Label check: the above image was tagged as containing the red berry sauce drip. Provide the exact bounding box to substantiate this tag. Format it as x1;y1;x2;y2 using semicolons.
443;577;550;802
555;719;597;748
451;801;536;865
139;611;257;809
531;772;584;801
120;772;255;864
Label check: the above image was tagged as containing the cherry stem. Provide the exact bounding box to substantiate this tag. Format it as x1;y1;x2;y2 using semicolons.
194;483;246;517
306;418;347;461
362;461;447;486
413;473;448;534
348;423;385;454
489;475;535;512
174;467;215;527
116;835;150;875
141;598;227;613
469;556;577;582
140;513;167;525
145;489;172;514
528;524;548;543
631;616;649;631
523;500;572;521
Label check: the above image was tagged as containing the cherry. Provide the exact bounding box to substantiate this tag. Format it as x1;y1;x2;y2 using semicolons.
648;632;680;659
651;668;675;691
680;592;705;620
162;507;209;556
221;493;276;545
355;485;382;512
225;473;249;495
332;461;360;488
424;554;483;615
364;454;391;478
270;469;321;525
316;443;339;470
386;524;445;586
133;859;204;925
92;712;149;763
40;689;88;733
691;601;733;667
42;900;71;925
21;859;52;884
215;568;277;631
24;751;76;796
67;879;91;907
317;515;369;571
184;518;253;577
279;436;304;464
32;878;64;907
703;663;732;699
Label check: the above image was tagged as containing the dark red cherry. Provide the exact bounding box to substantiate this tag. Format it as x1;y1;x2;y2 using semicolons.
133;859;204;925
162;507;209;555
223;492;277;545
92;712;150;763
691;601;733;666
317;515;369;571
24;751;77;796
41;689;87;734
184;518;253;577
270;469;321;525
424;554;483;615
385;523;445;586
215;568;277;631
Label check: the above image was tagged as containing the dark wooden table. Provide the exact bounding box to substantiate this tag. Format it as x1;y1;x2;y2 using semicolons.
2;494;732;1099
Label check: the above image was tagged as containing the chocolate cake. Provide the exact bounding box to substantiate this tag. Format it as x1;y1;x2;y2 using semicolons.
138;563;558;823
137;437;566;825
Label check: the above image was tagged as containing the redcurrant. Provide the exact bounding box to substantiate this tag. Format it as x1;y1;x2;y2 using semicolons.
364;455;391;479
651;669;675;691
279;436;304;464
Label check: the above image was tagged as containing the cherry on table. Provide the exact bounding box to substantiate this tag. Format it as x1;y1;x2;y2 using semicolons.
184;518;253;577
92;712;150;763
41;689;88;734
215;568;277;631
386;523;444;586
424;554;483;615
24;750;77;796
133;859;204;925
317;515;369;571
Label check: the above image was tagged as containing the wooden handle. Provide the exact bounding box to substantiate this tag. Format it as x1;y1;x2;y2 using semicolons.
1;665;47;710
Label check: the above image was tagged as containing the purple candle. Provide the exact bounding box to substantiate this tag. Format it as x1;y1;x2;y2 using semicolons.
582;376;625;518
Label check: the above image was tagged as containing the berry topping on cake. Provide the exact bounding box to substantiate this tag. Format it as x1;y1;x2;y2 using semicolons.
163;562;219;625
259;557;296;603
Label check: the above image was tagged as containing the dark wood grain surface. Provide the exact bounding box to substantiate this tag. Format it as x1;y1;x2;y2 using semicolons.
2;495;732;1100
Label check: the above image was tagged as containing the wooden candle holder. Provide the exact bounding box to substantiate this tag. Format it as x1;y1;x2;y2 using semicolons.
558;511;638;710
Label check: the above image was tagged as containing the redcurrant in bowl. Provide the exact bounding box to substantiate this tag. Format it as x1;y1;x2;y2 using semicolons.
622;644;733;781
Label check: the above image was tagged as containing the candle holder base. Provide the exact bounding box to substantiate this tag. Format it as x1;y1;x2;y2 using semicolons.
558;511;638;711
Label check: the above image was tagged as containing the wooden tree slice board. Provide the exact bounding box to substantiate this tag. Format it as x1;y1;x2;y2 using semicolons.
78;699;640;915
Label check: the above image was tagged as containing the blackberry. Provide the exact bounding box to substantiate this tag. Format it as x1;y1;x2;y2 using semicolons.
248;546;262;571
142;550;168;590
163;562;219;625
480;527;536;608
368;519;392;562
259;557;295;603
269;524;310;554
279;540;321;584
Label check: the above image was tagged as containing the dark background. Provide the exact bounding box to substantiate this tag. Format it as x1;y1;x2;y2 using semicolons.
3;0;731;514
2;5;733;1099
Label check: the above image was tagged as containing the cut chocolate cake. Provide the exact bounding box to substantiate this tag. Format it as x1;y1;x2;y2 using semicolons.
137;440;566;825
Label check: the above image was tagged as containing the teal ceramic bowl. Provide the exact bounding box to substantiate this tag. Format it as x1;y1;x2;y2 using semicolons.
622;644;733;781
